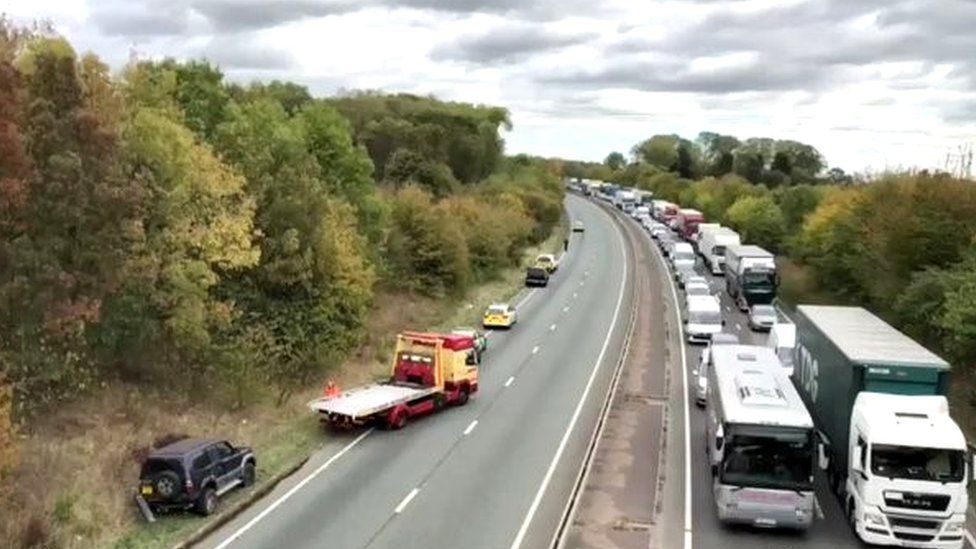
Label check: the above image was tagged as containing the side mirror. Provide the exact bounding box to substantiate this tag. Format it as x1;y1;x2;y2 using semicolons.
851;446;864;474
682;318;688;325
721;319;727;326
818;442;829;471
715;425;725;452
970;454;976;483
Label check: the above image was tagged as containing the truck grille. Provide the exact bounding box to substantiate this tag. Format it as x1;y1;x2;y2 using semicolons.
893;532;934;542
884;492;950;512
888;516;940;530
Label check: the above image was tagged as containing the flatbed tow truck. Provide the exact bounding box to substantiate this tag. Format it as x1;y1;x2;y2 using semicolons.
309;331;479;430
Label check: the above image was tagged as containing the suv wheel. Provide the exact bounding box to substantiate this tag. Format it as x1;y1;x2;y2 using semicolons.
195;487;217;516
242;462;256;487
154;471;180;499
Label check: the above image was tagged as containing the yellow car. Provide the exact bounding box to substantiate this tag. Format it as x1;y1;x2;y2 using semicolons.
482;303;518;330
535;254;559;273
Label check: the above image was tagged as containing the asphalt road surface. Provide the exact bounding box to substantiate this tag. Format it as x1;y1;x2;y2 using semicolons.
197;194;637;549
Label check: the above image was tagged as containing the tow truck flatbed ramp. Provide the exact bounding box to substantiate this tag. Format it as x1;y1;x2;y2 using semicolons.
309;383;438;420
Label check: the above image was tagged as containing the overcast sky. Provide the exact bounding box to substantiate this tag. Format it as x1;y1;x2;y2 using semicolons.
6;0;976;173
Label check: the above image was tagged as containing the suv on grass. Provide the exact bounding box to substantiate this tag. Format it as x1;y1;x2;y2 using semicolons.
139;438;256;515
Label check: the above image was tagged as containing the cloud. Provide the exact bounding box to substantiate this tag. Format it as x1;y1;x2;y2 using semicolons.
431;23;594;64
89;1;193;37
192;0;360;32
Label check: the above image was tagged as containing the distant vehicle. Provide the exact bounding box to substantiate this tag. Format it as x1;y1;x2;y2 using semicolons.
670;242;696;271
614;190;637;213
706;345;816;530
748;304;777;332
572;220;585;232
766;322;796;375
674;264;698;289
310;332;479;429
794;306;970;547
652;200;678;223
725;245;777;311
684;295;723;343
451;327;487;359
693;332;739;405
650;225;668;240
676;208;705;241
699;228;741;275
641;217;656;231
525;266;550;287
684;281;712;297
138;438;255;516
482;302;518;328
632;205;651;219
535;253;559;273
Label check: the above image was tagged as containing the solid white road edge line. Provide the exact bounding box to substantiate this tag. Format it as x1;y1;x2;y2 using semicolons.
654;231;693;549
505;376;515;387
463;420;478;436
394;488;420;514
967;529;976;548
509;208;628;549
212;428;374;549
814;495;825;520
514;289;537;310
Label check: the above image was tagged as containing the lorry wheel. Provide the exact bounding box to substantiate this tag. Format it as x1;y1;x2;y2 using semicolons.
456;388;469;406
388;410;408;430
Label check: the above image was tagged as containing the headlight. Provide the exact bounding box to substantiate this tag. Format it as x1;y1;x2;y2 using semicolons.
944;520;966;533
864;511;886;528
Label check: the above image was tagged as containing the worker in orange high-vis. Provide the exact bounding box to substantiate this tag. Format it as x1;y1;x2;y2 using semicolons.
324;379;341;398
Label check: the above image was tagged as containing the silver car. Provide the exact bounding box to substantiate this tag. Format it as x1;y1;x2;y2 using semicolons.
748;304;777;332
694;332;740;406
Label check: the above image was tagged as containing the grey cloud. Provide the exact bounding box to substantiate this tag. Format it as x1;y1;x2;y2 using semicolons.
941;99;976;123
89;1;193;37
192;0;359;32
432;25;595;64
541;55;834;95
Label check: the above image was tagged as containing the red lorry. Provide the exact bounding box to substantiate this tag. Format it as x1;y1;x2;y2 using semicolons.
676;208;705;241
309;332;479;429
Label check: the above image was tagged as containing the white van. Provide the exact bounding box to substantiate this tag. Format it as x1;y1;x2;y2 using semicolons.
670;242;696;271
766;321;796;375
685;295;723;343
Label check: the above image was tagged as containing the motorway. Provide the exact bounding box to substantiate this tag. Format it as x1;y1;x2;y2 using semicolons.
198;194;639;549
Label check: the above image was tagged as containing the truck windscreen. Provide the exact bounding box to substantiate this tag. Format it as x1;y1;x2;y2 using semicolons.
743;271;775;286
721;428;814;491
871;445;965;483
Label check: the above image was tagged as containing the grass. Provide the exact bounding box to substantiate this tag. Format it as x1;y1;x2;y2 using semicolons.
1;218;568;549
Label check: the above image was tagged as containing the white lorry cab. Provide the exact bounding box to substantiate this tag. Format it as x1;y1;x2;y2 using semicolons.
685;295;723;344
700;228;741;275
706;345;817;531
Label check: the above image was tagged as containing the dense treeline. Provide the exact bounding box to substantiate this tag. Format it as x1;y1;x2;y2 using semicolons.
597;132;976;368
0;22;563;420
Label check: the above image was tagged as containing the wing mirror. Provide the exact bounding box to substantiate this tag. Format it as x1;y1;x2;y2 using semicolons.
818;442;829;471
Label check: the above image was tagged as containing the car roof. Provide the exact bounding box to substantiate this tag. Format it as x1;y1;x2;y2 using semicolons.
686;281;709;289
150;437;219;457
488;302;510;309
687;295;721;311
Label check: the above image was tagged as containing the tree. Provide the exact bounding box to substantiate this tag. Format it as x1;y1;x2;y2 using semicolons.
121;108;259;362
385;148;459;197
725;195;786;252
604;151;625;171
632;134;679;170
696;131;740;176
386;185;469;296
774;184;823;234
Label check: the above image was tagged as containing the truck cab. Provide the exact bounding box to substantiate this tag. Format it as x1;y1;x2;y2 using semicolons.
846;393;969;548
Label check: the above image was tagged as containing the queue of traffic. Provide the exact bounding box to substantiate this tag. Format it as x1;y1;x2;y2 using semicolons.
579;179;973;549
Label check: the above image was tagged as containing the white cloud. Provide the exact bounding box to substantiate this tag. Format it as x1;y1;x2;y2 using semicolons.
6;0;975;172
